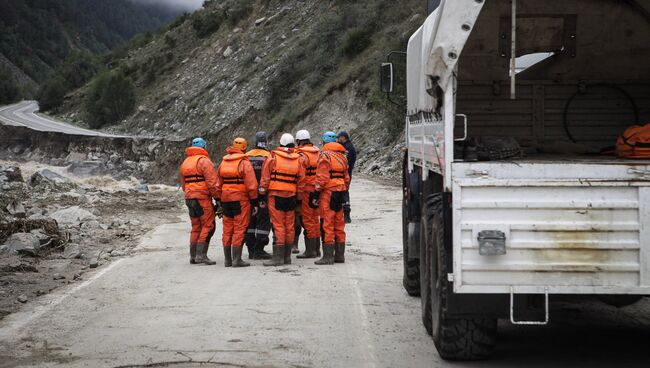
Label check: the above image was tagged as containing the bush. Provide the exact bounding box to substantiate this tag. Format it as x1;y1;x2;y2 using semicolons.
226;1;253;26
192;11;225;38
0;69;20;104
37;51;99;111
37;76;67;111
85;72;136;128
342;26;374;58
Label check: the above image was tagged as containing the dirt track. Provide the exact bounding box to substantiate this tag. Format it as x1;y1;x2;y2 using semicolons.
0;178;649;367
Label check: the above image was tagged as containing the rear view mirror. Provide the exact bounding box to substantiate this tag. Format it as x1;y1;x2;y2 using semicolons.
380;62;394;93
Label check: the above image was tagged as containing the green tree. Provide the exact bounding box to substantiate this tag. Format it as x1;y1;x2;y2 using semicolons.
37;76;67;111
85;72;136;128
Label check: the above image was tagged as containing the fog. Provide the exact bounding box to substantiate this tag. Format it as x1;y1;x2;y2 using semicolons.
130;0;204;11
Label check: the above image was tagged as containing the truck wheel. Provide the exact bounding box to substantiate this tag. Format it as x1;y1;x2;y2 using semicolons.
425;193;497;360
402;155;420;296
419;200;433;335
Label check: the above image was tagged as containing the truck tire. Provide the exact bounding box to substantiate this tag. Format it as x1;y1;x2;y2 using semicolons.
402;155;420;296
424;193;497;360
419;199;433;336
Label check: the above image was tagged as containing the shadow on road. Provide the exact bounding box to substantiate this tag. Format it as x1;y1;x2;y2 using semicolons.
488;298;650;367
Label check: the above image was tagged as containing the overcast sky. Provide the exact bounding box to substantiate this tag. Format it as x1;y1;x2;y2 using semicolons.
130;0;204;11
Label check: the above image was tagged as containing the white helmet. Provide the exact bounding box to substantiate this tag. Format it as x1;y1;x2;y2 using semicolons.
280;133;295;147
295;129;310;141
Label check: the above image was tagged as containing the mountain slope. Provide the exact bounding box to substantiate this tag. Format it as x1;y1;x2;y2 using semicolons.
0;0;181;84
61;0;425;177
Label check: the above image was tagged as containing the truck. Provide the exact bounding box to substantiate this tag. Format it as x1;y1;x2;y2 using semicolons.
381;0;650;360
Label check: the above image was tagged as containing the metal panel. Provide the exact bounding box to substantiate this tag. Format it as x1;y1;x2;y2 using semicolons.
452;161;650;295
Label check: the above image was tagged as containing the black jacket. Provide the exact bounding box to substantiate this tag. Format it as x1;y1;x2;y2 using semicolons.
342;140;356;175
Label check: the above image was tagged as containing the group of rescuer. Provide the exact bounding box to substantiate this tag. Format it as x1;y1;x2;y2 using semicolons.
179;129;353;267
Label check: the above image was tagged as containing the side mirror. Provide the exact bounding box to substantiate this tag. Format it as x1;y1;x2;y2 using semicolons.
380;62;394;93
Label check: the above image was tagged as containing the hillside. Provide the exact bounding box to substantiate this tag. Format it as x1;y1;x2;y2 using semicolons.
60;0;426;177
0;0;182;100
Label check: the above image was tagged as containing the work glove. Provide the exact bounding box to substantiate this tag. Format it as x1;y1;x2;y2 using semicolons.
214;200;224;219
309;191;320;209
250;198;260;217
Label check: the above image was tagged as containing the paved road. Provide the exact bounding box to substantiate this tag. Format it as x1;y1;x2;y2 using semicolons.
1;179;649;368
0;101;124;137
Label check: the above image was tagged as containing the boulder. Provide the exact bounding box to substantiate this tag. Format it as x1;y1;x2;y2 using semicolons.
50;206;97;224
63;244;81;259
29;229;51;245
31;169;72;187
6;201;26;218
67;161;107;177
2;233;40;256
1;166;22;182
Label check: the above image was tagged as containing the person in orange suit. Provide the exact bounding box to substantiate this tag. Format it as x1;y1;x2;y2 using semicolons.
259;133;306;266
295;129;321;259
215;137;259;268
312;131;350;265
179;137;219;265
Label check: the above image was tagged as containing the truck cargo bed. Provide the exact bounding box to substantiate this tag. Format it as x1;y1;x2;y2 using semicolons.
451;159;650;295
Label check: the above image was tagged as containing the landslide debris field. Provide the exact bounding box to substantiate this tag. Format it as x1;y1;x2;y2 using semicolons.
0;158;182;320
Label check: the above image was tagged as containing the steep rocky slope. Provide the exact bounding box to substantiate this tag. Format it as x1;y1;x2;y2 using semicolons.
60;0;426;177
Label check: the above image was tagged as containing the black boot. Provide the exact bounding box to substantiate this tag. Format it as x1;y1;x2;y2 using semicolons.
195;243;206;264
263;246;284;266
334;243;345;263
297;238;318;259
223;246;232;267
232;246;250;267
344;209;352;224
189;243;197;264
315;243;335;265
291;242;300;254
201;243;216;265
255;246;272;260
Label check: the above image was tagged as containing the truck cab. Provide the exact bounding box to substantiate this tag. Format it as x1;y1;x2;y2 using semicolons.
384;0;650;360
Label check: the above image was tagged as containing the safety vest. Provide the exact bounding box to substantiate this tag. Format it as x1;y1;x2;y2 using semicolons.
219;153;248;192
180;154;209;194
246;149;270;181
324;151;348;189
269;150;300;193
298;145;319;185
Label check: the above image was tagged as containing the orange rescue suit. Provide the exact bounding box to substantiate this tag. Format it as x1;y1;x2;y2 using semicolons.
297;144;321;239
316;142;350;245
260;148;306;246
216;147;259;247
179;147;219;245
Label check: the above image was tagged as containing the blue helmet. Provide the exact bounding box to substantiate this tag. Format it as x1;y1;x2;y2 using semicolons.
322;131;337;143
191;137;206;148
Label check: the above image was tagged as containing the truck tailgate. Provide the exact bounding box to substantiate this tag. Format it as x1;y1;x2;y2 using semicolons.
451;161;650;295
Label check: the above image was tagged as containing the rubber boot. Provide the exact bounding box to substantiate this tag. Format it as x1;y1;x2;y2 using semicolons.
263;246;284;266
284;242;293;264
291;241;300;254
334;243;345;263
344;209;352;224
231;246;250;267
297;238;318;259
201;243;216;265
254;243;272;260
189;243;197;264
315;243;335;265
223;246;232;267
195;243;206;264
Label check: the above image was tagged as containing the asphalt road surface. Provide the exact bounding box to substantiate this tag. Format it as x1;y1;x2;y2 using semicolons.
0;101;124;137
1;179;649;368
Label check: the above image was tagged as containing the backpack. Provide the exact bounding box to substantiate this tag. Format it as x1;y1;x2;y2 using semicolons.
616;123;650;158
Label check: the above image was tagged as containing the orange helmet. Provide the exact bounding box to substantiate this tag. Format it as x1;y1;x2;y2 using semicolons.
233;137;248;151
